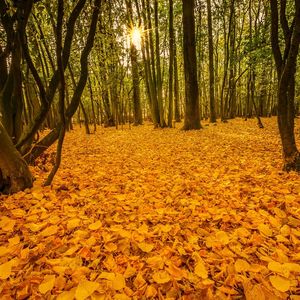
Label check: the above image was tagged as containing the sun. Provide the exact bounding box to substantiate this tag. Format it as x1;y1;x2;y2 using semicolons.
130;27;142;50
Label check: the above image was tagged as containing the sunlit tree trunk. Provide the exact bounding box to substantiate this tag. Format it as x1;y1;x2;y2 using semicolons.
126;0;143;125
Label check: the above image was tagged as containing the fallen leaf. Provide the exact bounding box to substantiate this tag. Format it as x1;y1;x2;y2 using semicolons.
40;225;58;237
138;242;154;253
194;260;208;279
88;221;102;230
152;270;171;283
269;275;290;292
258;224;273;237
75;280;100;300
112;273;126;290
235;259;250;272
0;216;16;232
38;275;56;294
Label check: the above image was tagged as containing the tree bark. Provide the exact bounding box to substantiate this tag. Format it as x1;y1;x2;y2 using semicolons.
206;0;217;123
270;0;300;171
0;122;32;194
182;0;201;130
168;0;174;127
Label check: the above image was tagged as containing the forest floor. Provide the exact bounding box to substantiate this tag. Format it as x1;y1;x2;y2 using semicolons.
1;118;300;300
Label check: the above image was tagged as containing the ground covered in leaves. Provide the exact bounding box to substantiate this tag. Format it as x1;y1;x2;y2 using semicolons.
1;118;300;299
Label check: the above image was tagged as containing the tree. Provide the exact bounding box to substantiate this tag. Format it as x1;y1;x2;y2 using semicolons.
270;0;300;171
0;122;33;194
168;0;174;127
126;0;143;126
182;0;201;130
206;0;217;123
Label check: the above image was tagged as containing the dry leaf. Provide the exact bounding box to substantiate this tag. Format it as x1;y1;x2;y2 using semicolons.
41;225;58;237
0;216;16;232
112;273;126;290
39;275;56;294
258;224;273;237
57;288;77;300
0;260;13;280
75;280;100;300
235;259;250;272
269;275;290;292
138;242;154;253
152;270;171;283
195;261;208;279
88;221;102;230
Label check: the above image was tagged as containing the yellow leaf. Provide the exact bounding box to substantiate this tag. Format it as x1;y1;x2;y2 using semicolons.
38;275;56;294
0;260;12;280
75;280;100;300
112;273;126;290
41;225;58;237
114;294;131;300
89;221;102;230
194;261;208;279
152;270;171;284
145;285;157;298
64;245;80;256
8;236;20;246
0;246;9;257
133;272;146;288
258;224;273;237
236;227;251;238
98;272;115;281
283;263;300;273
0;216;16;232
67;218;81;230
274;208;287;218
235;259;250;273
57;288;76;300
138;242;154;253
11;209;26;218
117;229;131;238
124;266;136;278
146;255;164;269
269;275;290;292
268;261;286;275
216;231;229;245
25;222;46;232
166;263;186;280
105;242;117;252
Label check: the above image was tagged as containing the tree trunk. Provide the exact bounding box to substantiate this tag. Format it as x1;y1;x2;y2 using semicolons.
206;0;217;123
182;0;201;130
126;0;143;126
168;0;174;127
0;122;32;194
154;0;166;127
270;0;300;171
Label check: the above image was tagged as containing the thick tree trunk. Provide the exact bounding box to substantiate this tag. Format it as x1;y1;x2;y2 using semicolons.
0;122;32;194
182;0;201;130
270;0;300;171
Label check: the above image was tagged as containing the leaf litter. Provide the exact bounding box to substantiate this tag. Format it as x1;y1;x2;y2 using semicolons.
1;118;300;299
